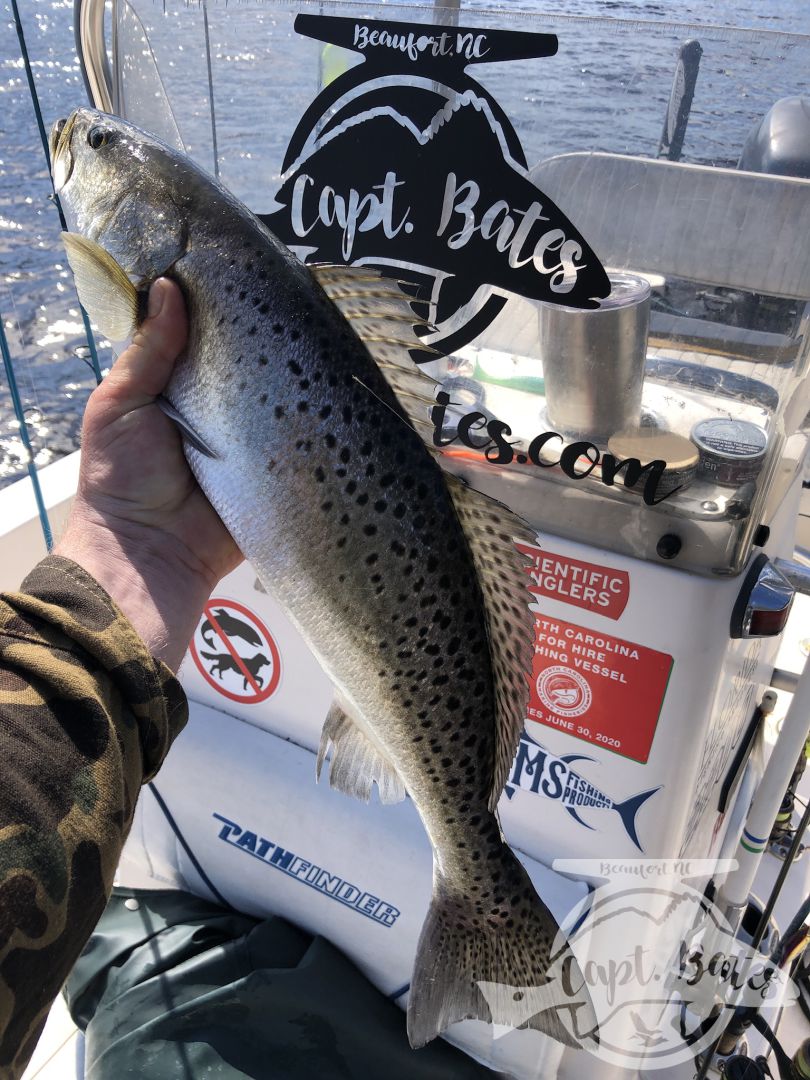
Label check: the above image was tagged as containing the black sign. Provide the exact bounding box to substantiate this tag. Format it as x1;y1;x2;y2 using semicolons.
262;15;611;356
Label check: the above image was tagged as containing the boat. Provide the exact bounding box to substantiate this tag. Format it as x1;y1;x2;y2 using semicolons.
3;2;810;1077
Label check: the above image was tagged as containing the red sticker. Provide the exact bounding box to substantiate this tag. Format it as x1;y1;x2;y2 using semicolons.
190;598;281;704
516;541;630;620
526;615;672;763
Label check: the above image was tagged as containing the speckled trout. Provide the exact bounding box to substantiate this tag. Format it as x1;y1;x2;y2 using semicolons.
50;108;596;1049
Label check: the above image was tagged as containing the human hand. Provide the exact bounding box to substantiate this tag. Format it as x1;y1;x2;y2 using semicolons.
56;278;243;668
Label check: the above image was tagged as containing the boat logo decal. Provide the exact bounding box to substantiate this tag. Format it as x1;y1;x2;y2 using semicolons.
214;812;401;926
504;731;660;851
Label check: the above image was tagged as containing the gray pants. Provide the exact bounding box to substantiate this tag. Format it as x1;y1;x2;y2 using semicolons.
65;888;495;1079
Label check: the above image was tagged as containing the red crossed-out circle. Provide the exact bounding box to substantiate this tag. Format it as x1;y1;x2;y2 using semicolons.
190;598;281;704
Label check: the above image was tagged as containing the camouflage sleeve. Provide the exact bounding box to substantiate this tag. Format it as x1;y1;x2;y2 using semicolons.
0;554;188;1079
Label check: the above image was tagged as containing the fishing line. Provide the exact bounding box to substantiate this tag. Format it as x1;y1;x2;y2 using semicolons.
4;285;47;433
201;0;220;180
10;0;102;384
0;298;53;550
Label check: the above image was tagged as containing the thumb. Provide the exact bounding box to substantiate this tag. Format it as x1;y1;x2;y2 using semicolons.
93;277;188;414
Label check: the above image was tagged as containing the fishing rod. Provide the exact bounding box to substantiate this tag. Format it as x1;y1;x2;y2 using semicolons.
11;0;102;384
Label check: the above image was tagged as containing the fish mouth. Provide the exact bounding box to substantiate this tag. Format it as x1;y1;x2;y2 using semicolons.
50;111;78;193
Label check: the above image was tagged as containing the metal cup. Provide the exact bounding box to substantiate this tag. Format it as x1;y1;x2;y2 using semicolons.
539;272;651;442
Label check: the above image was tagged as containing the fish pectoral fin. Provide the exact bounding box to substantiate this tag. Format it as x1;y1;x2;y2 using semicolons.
156;396;218;459
310;263;440;428
316;699;406;805
444;475;539;813
61;232;140;342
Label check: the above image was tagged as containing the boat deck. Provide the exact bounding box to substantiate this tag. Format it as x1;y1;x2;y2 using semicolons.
19;591;810;1080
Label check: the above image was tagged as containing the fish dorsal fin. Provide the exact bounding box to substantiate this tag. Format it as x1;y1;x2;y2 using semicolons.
311;264;439;420
316;698;407;805
445;474;538;812
61;232;140;342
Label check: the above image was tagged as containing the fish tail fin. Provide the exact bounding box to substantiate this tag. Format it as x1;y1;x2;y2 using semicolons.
614;788;660;850
407;848;597;1050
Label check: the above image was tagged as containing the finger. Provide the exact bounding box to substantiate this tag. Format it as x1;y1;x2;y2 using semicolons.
97;278;188;410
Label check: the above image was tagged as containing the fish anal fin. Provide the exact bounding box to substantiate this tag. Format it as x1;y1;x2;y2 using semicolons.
445;475;539;812
317;700;406;805
61;232;140;342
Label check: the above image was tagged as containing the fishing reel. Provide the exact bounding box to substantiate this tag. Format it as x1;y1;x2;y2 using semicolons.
719;1055;772;1080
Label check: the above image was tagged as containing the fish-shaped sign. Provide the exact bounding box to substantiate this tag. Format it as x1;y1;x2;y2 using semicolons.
505;732;660;851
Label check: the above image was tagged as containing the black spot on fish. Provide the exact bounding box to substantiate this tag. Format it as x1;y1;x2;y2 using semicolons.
345;480;357;495
239;290;247;301
320;404;332;420
290;328;300;341
337;536;347;548
273;323;283;334
363;524;377;537
260;393;268;405
325;433;336;448
248;326;257;336
225;284;233;293
339;447;350;464
274;405;285;419
300;379;310;390
356;493;369;507
297;401;308;412
321;500;333;512
314;467;325;482
259;303;269;315
288;360;302;375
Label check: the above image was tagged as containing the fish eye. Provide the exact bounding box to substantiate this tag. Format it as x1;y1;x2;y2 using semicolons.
87;126;112;150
